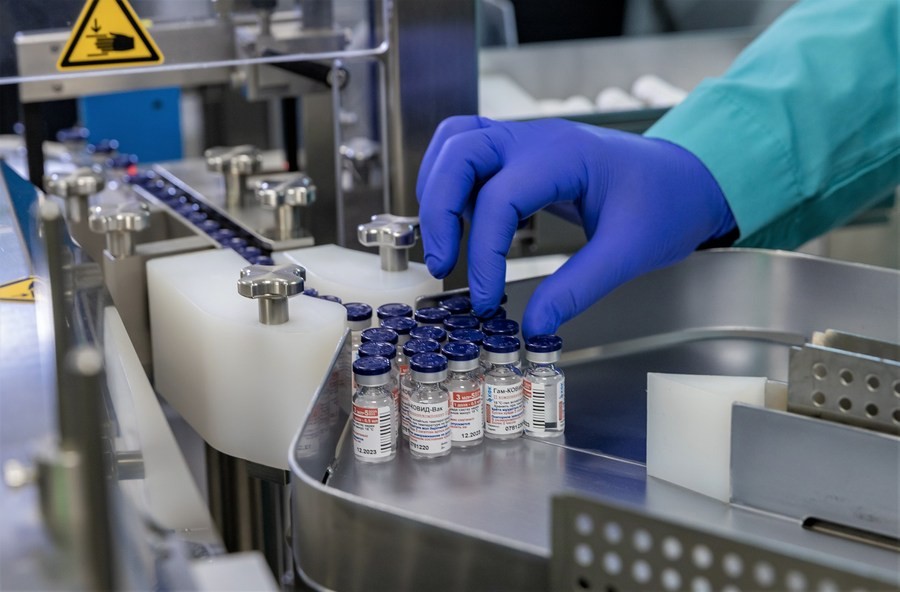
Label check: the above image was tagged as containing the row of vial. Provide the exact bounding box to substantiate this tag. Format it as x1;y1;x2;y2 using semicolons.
342;298;565;463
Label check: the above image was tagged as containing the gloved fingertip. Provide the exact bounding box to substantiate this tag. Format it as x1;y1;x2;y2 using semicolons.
425;254;450;279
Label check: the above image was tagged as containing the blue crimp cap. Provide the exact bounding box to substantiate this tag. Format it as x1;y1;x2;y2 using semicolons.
410;352;448;373
352;356;391;376
381;316;417;335
414;306;451;324
443;314;480;331
344;302;373;322
376;302;413;320
403;338;441;357
483;335;521;354
302;288;319;297
360;327;399;345
358;341;397;360
438;295;471;314
410;325;447;343
448;329;485;345
320;294;343;304
442;342;479;362
482;318;519;337
525;334;563;353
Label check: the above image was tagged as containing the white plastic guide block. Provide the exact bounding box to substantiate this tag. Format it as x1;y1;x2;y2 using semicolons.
148;249;346;469
646;373;767;503
275;244;442;309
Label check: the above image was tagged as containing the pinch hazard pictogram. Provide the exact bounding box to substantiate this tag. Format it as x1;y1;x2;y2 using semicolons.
0;277;36;302
57;0;164;72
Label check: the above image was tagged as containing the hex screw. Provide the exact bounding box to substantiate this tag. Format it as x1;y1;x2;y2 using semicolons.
44;167;105;224
88;202;151;258
357;213;420;272
204;145;263;210
256;174;317;241
237;263;305;325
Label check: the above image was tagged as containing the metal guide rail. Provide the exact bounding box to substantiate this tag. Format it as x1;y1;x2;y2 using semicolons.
289;250;900;591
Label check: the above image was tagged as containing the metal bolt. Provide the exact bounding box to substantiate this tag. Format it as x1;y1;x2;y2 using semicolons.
204;145;263;210
340;137;380;188
44;167;105;223
358;213;420;272
3;459;36;489
88;201;151;258
237;264;305;325
256;174;316;241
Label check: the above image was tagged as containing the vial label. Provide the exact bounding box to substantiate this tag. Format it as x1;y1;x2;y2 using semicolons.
409;400;451;454
399;363;410;376
450;388;483;442
400;386;411;437
484;381;523;435
391;387;400;439
524;379;565;432
352;403;393;459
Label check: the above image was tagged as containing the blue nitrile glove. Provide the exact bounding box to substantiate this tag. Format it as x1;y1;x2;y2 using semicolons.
416;116;737;337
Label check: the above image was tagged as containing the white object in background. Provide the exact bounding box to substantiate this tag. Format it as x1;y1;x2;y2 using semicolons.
104;307;217;541
148;248;346;469
505;254;569;282
191;552;278;591
595;87;645;112
537;95;595;117
631;74;689;108
275;244;442;310
479;74;541;120
646;373;767;502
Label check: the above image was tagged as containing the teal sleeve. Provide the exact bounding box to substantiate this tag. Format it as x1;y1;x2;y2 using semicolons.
646;0;900;249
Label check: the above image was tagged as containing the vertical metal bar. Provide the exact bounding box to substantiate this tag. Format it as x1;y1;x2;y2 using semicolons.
23;102;46;188
65;345;116;591
331;60;346;247
281;97;300;172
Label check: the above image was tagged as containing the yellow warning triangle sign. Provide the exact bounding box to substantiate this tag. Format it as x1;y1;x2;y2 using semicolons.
0;277;36;302
57;0;164;72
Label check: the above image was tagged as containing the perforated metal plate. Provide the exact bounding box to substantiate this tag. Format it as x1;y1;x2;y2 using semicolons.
551;494;894;592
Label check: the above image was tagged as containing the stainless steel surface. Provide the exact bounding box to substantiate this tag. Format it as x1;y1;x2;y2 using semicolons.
44;168;105;224
731;403;900;542
88;201;151;259
205;145;264;211
357;213;419;272
237;263;305;325
290;250;900;590
552;494;895;592
788;339;900;436
255;173;316;241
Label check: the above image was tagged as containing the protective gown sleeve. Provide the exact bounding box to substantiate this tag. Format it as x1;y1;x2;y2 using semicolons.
646;0;900;249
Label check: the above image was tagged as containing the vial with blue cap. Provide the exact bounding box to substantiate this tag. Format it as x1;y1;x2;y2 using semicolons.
438;295;471;315
376;302;413;320
410;324;447;344
442;342;484;447
408;353;452;458
414;306;450;327
381;316;417;376
482;335;524;440
359;341;400;431
523;335;565;437
443;314;480;332
399;338;441;439
483;319;521;368
344;302;373;391
448;328;489;378
352;356;397;462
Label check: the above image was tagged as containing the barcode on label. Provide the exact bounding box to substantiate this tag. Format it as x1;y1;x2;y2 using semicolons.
379;407;392;453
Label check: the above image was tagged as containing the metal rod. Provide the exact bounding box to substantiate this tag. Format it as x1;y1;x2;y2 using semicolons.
258;297;289;325
225;169;244;210
106;231;134;259
281;97;300;172
379;246;408;272
23;102;46;187
275;205;300;241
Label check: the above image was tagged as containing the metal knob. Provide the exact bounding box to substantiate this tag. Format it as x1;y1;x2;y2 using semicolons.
204;145;263;210
237;264;305;325
88;201;150;258
357;213;420;272
340;137;380;189
44;168;105;223
256;174;316;241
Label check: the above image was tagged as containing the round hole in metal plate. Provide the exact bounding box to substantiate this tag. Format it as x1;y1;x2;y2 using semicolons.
661;568;681;591
603;521;622;544
866;374;880;391
574;513;594;536
722;552;743;578
631;560;652;584
817;578;839;592
839;369;854;385
576;576;591;589
865;403;879;417
812;363;827;380
893;379;900;397
838;397;852;412
786;570;808;592
691;576;712;592
632;528;653;553
893;409;900;424
691;544;713;570
602;551;622;575
811;391;826;406
575;543;594;567
662;536;682;561
754;561;776;587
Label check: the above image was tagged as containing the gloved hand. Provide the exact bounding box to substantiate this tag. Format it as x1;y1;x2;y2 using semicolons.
416;116;737;337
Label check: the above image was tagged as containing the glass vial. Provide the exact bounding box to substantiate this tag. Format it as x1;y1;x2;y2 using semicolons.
400;339;441;440
352;356;396;463
442;342;484;447
381;316;417;376
523;335;565;437
414;306;451;327
358;341;400;440
408;353;452;459
410;324;447;345
344;302;373;391
482;335;524;440
376;302;413;321
449;328;489;379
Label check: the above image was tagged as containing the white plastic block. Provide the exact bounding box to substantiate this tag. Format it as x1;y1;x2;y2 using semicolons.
275;244;442;310
646;373;767;502
191;552;278;592
148;249;346;469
